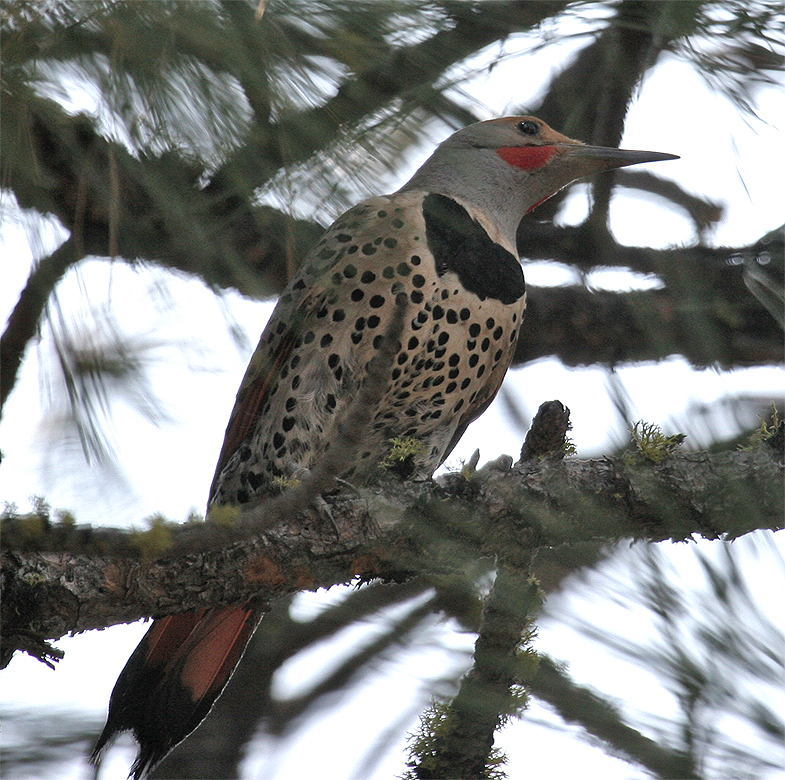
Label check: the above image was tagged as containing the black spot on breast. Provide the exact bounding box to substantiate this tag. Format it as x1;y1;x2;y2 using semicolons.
422;194;526;305
247;472;265;490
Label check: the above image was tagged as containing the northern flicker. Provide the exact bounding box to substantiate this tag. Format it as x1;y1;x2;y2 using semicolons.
92;116;677;777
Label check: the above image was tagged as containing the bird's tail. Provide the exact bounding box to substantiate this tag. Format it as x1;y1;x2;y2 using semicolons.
91;604;263;779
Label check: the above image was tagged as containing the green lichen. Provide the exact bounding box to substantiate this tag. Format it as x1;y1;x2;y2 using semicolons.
17;513;47;541
402;701;508;780
55;509;76;528
630;421;686;463
380;437;426;475
206;504;242;527
130;514;175;558
271;475;302;491
741;403;782;450
561;437;577;456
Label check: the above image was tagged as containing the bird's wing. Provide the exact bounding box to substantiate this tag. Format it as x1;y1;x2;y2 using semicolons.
208;196;394;503
207;289;326;503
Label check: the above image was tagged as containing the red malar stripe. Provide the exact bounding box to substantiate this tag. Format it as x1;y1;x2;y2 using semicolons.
497;145;557;171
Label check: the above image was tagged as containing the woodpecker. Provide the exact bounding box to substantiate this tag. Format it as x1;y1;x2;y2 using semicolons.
92;116;676;777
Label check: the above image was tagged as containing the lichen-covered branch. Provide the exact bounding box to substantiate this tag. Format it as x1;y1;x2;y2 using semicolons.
2;445;782;668
407;567;540;779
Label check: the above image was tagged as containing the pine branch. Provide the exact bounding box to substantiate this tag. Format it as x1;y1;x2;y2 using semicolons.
530;655;699;779
584;0;670;228
2;442;781;667
409;567;540;779
0;238;79;414
516;273;782;370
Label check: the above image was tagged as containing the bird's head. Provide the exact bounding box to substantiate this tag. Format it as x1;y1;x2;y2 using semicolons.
401;115;678;240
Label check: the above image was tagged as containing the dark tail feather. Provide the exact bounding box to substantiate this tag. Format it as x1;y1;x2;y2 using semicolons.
91;605;262;779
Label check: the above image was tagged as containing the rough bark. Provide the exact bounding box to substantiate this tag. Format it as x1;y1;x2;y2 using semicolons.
2;446;782;668
412;566;540;779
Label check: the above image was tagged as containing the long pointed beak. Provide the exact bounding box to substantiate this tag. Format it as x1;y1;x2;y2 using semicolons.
559;143;679;170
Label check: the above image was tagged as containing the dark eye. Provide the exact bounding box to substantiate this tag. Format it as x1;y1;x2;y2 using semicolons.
517;120;540;136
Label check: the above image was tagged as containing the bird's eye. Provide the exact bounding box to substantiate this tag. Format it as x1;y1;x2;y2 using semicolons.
517;120;540;136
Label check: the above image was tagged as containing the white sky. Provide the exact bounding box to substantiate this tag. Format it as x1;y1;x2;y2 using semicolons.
1;19;784;780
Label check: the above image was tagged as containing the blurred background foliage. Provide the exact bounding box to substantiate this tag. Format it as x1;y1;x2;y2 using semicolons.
1;0;783;778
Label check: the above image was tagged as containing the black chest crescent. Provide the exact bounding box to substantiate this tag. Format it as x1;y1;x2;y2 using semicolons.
422;193;526;305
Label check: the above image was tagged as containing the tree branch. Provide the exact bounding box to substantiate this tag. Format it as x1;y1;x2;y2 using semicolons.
0;237;80;414
2;445;781;667
516;271;782;369
530;655;699;779
411;566;540;778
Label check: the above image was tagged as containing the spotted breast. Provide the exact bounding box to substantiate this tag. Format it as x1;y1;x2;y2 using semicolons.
209;189;526;505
